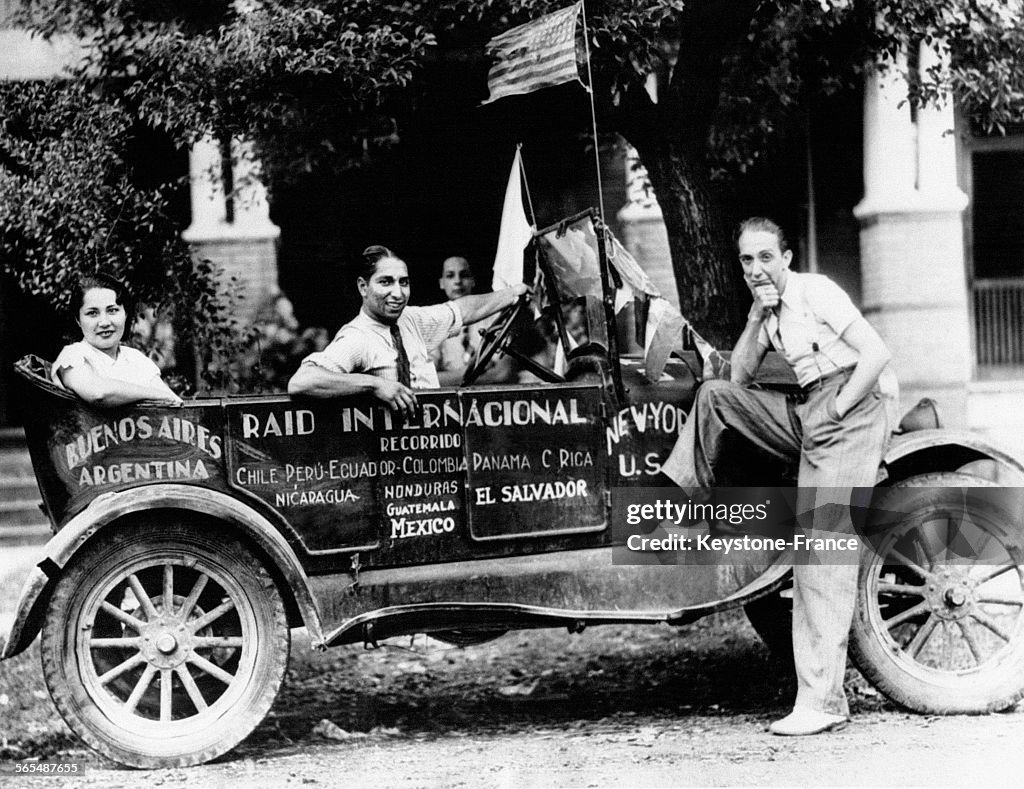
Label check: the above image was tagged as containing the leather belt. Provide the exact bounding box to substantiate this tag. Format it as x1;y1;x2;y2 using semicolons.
801;365;855;393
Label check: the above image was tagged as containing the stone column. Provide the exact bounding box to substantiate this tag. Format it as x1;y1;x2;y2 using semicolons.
615;144;679;313
615;73;680;314
859;51;916;211
853;43;971;427
184;135;228;230
183;135;281;325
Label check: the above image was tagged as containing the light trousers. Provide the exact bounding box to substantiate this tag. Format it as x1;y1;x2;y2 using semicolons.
661;376;890;716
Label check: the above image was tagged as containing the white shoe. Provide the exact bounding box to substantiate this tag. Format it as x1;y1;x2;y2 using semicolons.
769;708;848;736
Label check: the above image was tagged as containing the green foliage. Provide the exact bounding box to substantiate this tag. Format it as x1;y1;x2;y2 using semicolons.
0;80;251;393
0;81;172;308
908;3;1024;135
6;0;1024;345
121;3;436;158
246;293;329;393
17;0;438;176
17;0;1024;184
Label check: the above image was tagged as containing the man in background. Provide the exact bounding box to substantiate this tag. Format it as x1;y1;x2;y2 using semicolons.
432;255;516;385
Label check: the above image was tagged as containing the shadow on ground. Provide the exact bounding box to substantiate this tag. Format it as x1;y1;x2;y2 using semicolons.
235;613;892;759
1;609;895;766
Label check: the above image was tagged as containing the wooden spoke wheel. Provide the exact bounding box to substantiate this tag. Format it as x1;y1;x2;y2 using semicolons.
850;473;1024;713
41;520;289;767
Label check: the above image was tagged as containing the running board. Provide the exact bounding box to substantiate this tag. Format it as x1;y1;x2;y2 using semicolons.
322;553;793;647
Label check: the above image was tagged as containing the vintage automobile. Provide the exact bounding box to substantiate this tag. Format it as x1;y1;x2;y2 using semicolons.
5;209;1024;768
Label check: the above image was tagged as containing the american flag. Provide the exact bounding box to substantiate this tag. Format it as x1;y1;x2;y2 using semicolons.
483;2;585;104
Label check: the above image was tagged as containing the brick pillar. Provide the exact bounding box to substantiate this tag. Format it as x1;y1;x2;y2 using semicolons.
854;44;970;427
182;136;281;325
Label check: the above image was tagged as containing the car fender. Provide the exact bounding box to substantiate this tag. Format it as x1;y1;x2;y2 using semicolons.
884;428;1024;482
1;484;324;659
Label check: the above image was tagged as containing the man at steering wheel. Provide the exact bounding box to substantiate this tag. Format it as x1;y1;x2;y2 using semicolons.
288;245;529;414
432;255;518;386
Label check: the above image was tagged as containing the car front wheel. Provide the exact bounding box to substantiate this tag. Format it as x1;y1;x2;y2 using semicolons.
41;518;290;768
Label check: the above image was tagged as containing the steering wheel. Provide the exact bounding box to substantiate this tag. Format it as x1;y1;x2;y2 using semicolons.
461;295;531;386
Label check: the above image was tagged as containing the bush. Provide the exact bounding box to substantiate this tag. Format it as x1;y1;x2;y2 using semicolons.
0;80;254;393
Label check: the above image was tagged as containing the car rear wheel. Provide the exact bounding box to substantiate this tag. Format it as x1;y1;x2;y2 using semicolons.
849;473;1024;713
41;518;289;768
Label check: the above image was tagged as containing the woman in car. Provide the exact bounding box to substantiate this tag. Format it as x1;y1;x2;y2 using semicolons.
51;272;182;407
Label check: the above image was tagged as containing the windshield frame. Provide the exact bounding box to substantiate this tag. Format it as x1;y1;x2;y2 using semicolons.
532;208;625;402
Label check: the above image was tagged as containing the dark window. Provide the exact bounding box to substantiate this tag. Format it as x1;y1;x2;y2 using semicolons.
972;151;1024;279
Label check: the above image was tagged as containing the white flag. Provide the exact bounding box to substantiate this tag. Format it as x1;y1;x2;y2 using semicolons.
643;296;684;382
492;148;534;290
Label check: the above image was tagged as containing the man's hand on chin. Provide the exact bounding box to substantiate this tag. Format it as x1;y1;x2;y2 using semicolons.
750;282;780;317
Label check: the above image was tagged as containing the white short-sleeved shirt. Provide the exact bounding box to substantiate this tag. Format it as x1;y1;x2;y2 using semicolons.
300;303;463;388
52;340;163;390
757;272;899;409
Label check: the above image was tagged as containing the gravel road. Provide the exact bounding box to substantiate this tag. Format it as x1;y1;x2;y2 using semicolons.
11;617;1024;788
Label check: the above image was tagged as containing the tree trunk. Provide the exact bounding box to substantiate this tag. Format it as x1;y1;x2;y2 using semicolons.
635;135;743;348
611;0;760;348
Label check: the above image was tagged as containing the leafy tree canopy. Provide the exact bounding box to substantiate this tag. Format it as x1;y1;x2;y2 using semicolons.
8;0;1024;344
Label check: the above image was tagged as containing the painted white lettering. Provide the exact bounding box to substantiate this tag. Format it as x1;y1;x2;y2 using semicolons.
499;479;589;503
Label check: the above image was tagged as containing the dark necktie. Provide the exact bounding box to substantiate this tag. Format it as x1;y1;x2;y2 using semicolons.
772;311;785;353
389;323;412;387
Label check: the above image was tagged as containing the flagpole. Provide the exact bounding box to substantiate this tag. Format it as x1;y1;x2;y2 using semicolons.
516;143;537;226
579;0;606;228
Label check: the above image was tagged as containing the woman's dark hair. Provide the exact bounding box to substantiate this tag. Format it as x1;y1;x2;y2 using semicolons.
70;272;134;321
735;217;790;254
359;245;398;281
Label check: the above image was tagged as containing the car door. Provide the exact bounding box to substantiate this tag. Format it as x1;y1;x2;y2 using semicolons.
462;382;609;542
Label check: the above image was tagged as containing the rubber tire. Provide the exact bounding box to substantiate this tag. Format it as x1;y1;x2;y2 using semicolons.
848;472;1024;714
40;517;290;768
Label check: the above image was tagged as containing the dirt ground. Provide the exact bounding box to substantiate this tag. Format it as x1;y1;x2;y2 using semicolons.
7;615;1024;789
5;543;1024;787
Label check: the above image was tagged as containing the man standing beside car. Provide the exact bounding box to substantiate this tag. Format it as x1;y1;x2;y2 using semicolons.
661;217;897;736
288;245;528;412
